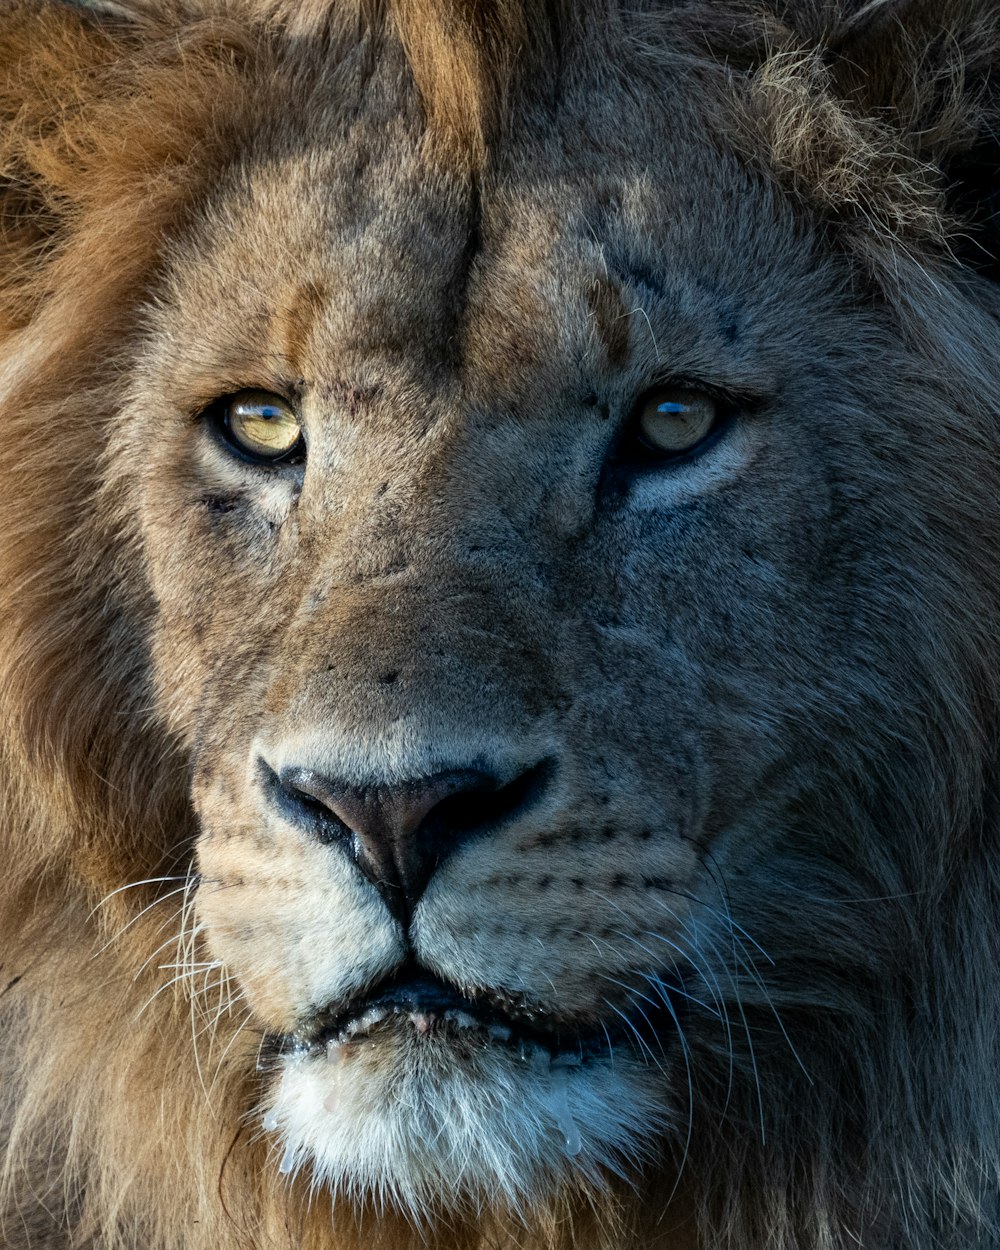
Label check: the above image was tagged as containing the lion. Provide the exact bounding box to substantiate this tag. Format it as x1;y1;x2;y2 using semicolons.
1;0;999;1246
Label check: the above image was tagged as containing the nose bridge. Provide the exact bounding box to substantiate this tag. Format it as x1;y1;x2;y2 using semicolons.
304;454;549;691
313;569;550;709
311;388;549;587
263;555;561;792
256;535;566;920
262;407;566;784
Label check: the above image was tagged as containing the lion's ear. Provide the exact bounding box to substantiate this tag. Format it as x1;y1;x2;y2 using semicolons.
812;0;1000;275
831;0;1000;273
729;0;1000;271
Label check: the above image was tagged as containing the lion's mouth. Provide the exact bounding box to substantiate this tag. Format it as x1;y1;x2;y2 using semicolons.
314;969;581;1055
265;964;684;1067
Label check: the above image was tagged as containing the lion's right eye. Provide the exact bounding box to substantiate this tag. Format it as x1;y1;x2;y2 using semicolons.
210;390;304;464
625;385;728;463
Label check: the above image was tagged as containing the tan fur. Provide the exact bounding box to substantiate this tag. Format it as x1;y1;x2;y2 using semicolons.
2;1;1000;1247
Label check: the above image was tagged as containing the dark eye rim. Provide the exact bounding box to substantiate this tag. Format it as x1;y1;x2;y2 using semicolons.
202;388;307;468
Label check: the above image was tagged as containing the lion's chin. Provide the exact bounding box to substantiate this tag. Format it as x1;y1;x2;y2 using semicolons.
260;1026;666;1216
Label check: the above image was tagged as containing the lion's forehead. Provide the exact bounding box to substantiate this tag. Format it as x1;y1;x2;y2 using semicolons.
153;68;824;432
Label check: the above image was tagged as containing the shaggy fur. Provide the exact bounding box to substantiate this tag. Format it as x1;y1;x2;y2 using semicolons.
2;1;1000;1247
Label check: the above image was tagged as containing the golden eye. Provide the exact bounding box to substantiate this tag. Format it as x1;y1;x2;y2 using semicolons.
220;390;303;462
634;386;720;456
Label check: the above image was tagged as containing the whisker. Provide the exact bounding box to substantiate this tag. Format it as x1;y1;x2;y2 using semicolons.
88;875;188;920
699;854;768;1138
208;1007;255;1098
93;890;189;958
646;976;695;1199
601;999;665;1074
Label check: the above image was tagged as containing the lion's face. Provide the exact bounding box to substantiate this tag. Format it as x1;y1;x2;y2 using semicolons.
104;23;970;1221
6;1;1000;1246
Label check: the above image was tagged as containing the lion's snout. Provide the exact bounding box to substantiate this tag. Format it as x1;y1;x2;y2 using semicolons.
258;755;555;925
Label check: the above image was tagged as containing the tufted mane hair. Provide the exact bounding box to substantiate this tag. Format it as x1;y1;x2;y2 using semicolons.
3;0;999;274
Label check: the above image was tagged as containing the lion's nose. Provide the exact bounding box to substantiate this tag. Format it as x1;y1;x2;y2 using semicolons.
264;759;553;925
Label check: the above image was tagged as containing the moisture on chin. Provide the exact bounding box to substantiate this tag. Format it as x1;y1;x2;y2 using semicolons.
259;1017;667;1215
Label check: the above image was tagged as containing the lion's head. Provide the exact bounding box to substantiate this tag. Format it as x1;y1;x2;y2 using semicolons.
2;2;1000;1247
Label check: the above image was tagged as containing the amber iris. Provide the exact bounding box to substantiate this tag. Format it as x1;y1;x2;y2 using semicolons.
221;390;303;461
635;387;719;456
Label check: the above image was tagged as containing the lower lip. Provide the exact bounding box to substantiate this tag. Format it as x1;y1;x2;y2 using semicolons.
312;1001;596;1066
261;976;685;1074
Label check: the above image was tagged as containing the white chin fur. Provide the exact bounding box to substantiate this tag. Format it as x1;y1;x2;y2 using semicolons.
260;1030;667;1217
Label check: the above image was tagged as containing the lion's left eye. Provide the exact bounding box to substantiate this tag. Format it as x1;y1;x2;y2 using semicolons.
630;386;721;458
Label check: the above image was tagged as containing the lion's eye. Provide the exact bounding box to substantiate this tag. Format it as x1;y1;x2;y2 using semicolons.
632;386;721;458
215;390;304;464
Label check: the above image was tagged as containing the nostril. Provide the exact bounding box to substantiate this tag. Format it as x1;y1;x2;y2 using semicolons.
423;757;555;838
258;760;351;844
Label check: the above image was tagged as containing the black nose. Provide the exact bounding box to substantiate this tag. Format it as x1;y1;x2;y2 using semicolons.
263;758;553;925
